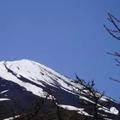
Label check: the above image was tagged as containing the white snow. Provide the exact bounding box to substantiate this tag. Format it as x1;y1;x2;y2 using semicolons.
100;96;108;102
0;61;48;97
0;59;77;98
0;59;119;118
3;115;20;120
0;98;10;101
59;105;92;116
110;107;119;115
0;90;9;94
80;96;95;104
99;106;119;115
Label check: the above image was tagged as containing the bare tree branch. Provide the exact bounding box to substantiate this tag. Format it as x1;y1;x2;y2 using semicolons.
104;13;120;40
108;13;120;32
115;58;120;66
109;77;120;83
104;25;120;40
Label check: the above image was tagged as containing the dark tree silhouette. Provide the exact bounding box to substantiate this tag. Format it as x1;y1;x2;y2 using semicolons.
104;13;120;83
76;76;104;119
104;13;120;40
85;80;104;119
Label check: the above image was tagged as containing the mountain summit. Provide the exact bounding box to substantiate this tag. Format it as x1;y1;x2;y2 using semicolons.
0;59;119;120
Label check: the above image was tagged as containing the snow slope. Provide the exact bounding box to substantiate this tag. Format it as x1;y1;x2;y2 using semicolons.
0;59;75;97
0;59;119;119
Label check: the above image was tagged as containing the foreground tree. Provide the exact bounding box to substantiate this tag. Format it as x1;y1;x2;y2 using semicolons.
76;75;104;119
104;13;120;83
85;80;104;119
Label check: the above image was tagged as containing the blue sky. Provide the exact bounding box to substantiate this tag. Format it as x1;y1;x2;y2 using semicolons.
0;0;120;99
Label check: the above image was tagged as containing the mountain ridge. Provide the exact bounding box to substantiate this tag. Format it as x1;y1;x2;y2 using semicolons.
0;59;119;120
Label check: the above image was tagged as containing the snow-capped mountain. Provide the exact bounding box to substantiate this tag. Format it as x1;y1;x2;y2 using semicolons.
0;59;119;120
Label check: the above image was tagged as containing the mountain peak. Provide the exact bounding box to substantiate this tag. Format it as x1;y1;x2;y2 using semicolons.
0;59;71;97
0;59;119;120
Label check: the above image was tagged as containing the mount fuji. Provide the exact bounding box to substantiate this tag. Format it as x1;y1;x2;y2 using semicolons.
0;59;119;120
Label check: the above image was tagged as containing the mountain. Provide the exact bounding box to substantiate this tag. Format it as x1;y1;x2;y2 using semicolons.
0;59;119;120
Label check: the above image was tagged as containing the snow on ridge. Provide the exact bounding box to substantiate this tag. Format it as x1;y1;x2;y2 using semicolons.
0;59;77;98
0;98;10;101
0;59;119;118
0;60;116;103
0;59;111;103
0;90;9;94
3;115;20;120
2;59;76;94
99;106;119;115
110;107;119;115
0;61;45;97
59;104;92;117
5;59;71;81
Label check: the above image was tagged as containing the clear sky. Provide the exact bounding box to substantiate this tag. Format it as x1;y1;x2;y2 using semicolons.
0;0;120;100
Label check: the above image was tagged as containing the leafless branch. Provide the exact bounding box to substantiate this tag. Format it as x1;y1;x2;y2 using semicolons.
109;77;120;83
104;13;120;40
108;13;120;32
115;58;120;66
104;25;120;40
